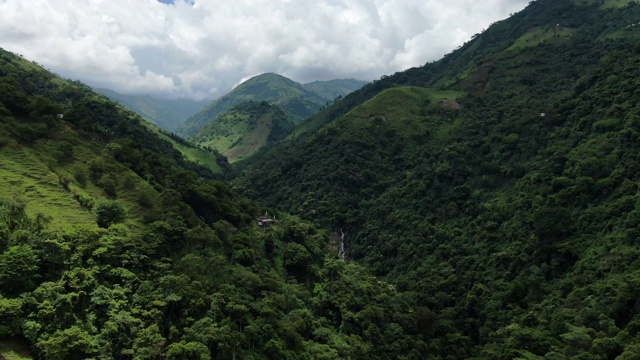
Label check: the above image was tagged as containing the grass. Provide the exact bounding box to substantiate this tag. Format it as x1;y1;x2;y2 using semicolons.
337;87;464;144
343;87;462;126
192;105;286;163
141;122;222;174
507;26;576;51
0;124;162;233
221;118;271;162
0;140;96;231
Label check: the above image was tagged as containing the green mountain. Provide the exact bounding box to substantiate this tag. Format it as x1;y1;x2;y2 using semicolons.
0;48;427;359
93;88;208;132
177;73;364;137
191;101;295;163
238;0;640;357
302;78;368;102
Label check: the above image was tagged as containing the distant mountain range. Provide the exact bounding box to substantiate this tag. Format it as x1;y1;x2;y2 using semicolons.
93;88;209;132
177;73;366;137
181;73;366;161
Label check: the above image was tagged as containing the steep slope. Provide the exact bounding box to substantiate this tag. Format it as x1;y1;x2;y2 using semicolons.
0;48;427;360
239;0;640;357
191;101;295;163
94;88;208;131
177;73;362;137
302;78;367;102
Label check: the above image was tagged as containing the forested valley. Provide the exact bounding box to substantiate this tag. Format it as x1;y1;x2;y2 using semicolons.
0;49;425;359
237;0;640;358
3;0;640;359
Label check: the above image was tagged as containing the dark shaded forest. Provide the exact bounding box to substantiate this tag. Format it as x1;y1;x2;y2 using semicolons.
237;0;640;358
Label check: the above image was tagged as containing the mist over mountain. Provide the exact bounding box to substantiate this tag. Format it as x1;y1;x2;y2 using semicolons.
93;88;209;132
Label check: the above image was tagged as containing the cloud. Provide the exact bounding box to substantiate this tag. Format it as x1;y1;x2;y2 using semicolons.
0;0;530;100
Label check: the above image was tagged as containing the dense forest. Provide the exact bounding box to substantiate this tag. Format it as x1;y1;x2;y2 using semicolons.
237;0;640;358
4;0;640;358
0;49;428;359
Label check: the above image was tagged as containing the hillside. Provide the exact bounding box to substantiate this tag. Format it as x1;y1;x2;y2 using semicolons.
302;78;368;102
177;73;364;137
238;0;640;357
94;88;208;132
191;101;295;163
0;48;429;359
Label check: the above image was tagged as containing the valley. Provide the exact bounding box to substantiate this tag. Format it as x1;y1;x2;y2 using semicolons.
3;0;640;358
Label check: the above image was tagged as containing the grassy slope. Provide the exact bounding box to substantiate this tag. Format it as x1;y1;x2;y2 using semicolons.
0;49;214;232
0;140;95;230
141;121;222;174
191;102;294;163
302;79;368;101
0;132;160;232
177;73;325;137
506;25;577;50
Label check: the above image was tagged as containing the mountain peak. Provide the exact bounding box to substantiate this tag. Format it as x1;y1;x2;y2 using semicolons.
177;73;365;137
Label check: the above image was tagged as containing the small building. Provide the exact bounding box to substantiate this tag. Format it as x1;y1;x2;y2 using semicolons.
258;216;277;230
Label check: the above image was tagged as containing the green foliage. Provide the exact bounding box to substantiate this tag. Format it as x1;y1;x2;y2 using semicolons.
97;173;118;197
0;245;39;296
93;199;126;228
6;0;640;358
191;101;295;163
94;87;208;132
238;0;640;357
178;73;360;137
36;326;98;360
0;47;426;360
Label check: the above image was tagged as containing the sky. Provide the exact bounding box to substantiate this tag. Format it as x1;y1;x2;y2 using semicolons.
0;0;530;101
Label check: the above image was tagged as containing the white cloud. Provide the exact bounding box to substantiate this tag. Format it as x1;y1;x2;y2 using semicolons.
0;0;530;100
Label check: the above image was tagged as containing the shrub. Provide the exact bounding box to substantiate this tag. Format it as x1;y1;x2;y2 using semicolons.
93;199;126;228
72;165;87;187
97;173;118;197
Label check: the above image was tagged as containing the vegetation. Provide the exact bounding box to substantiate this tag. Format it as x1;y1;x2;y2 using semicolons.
0;48;427;359
5;0;640;358
177;73;365;137
94;87;208;132
238;0;640;357
191;101;295;163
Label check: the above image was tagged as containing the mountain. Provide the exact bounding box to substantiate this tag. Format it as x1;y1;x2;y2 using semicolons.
177;73;365;137
0;48;426;359
190;101;295;163
238;0;640;357
302;78;368;102
94;88;208;132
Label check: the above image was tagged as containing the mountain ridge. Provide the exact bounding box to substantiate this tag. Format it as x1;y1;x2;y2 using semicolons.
94;88;208;132
0;47;428;359
177;73;365;137
237;0;640;357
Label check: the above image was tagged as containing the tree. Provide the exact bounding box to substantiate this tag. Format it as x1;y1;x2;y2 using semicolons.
0;244;40;296
37;326;99;360
93;199;126;228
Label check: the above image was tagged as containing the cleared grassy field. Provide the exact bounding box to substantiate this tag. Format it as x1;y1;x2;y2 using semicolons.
0;140;96;230
507;26;576;51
